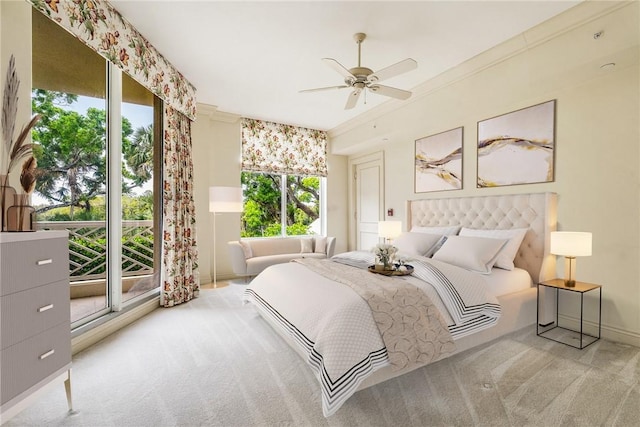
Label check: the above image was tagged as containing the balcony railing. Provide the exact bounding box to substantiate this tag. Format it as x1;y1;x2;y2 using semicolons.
37;220;154;281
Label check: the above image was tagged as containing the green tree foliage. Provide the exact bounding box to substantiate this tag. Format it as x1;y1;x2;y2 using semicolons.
31;89;152;219
241;171;320;237
37;193;153;221
241;172;281;237
121;191;154;220
287;175;319;224
123;124;153;187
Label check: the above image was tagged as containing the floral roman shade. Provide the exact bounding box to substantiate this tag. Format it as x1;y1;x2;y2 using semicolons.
27;0;196;120
161;106;199;307
241;118;328;177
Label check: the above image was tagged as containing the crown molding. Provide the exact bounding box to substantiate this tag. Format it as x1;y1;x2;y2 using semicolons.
196;103;241;123
328;0;630;140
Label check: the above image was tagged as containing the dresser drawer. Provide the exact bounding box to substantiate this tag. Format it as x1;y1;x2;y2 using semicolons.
0;237;68;295
0;280;70;350
0;322;71;405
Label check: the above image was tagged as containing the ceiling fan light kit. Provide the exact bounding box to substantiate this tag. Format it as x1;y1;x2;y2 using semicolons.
301;32;417;110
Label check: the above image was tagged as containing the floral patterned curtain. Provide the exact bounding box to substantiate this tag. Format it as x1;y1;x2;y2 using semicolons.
241;118;328;177
27;0;196;120
161;106;199;307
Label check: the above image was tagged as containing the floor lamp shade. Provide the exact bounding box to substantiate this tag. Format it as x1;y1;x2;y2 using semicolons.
209;187;243;213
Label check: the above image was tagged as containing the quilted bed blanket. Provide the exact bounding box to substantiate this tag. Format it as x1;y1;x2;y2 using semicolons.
243;251;500;416
292;257;455;371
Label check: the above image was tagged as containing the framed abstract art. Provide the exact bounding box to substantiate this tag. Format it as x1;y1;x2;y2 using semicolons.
415;126;463;193
477;100;556;187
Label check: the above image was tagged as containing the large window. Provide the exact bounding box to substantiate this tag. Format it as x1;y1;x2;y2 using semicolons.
240;118;327;238
241;172;322;237
32;9;160;327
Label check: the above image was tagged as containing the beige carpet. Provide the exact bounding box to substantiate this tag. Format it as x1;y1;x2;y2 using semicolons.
7;283;639;426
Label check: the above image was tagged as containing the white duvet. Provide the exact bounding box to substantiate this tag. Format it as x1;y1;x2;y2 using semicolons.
243;251;500;416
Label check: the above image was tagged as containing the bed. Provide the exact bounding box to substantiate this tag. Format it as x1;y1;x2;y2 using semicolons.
244;192;557;416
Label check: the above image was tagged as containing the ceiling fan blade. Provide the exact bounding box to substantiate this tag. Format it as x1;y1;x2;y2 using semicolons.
344;88;362;110
299;85;349;93
369;84;412;100
323;58;356;82
368;58;417;83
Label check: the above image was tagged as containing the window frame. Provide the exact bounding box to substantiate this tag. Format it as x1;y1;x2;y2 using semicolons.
31;12;161;331
241;171;326;238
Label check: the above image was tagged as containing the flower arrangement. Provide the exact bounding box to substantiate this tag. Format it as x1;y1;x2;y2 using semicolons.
372;243;397;270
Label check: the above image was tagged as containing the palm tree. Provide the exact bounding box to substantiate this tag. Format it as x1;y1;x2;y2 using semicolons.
124;124;153;187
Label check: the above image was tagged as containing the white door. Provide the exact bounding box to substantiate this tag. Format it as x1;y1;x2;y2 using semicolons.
355;159;383;250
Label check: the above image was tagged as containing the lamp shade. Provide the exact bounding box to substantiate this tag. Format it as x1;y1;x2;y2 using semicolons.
378;221;402;240
550;231;592;257
209;186;243;213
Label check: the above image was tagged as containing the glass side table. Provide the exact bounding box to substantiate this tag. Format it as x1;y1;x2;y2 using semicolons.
537;278;602;349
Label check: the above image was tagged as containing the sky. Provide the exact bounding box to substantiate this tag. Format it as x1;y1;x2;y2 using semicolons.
71;95;153;130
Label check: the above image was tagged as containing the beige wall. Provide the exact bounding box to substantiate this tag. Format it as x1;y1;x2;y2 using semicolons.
331;2;640;345
326;150;349;254
0;0;32;182
191;106;350;283
191;106;243;283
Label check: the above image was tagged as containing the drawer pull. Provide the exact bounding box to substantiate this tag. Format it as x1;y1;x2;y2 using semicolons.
37;259;53;266
38;304;54;313
39;349;55;360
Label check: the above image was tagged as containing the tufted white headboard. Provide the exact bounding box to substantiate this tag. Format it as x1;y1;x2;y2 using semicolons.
406;192;557;284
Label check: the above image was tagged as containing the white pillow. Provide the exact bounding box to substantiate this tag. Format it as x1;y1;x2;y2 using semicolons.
314;236;327;254
432;235;507;274
411;225;461;236
459;227;528;270
392;232;444;258
300;238;313;253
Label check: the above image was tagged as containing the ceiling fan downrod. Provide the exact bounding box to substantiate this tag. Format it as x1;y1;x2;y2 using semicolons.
354;32;366;67
349;33;374;83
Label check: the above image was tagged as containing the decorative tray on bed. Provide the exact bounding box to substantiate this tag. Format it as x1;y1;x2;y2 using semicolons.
367;265;414;276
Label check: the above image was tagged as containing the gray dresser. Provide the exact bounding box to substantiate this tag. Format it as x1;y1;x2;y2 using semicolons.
0;231;72;424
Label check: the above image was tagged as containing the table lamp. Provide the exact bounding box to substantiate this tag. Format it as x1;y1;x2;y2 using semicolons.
209;186;243;287
550;231;592;287
378;220;402;243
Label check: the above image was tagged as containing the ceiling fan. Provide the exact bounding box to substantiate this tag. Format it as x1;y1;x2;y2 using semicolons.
300;33;417;110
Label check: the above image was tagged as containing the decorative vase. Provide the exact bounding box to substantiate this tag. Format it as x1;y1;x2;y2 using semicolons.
0;174;17;232
6;194;35;232
375;255;392;271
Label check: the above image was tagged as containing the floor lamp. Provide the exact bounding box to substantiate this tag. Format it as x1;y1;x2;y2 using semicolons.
209;186;243;288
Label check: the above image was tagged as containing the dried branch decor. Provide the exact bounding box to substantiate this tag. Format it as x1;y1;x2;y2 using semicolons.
20;156;37;194
1;55;41;231
2;57;19;173
2;55;41;176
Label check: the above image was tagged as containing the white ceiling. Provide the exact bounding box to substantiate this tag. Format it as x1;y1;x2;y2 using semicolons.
109;0;580;131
